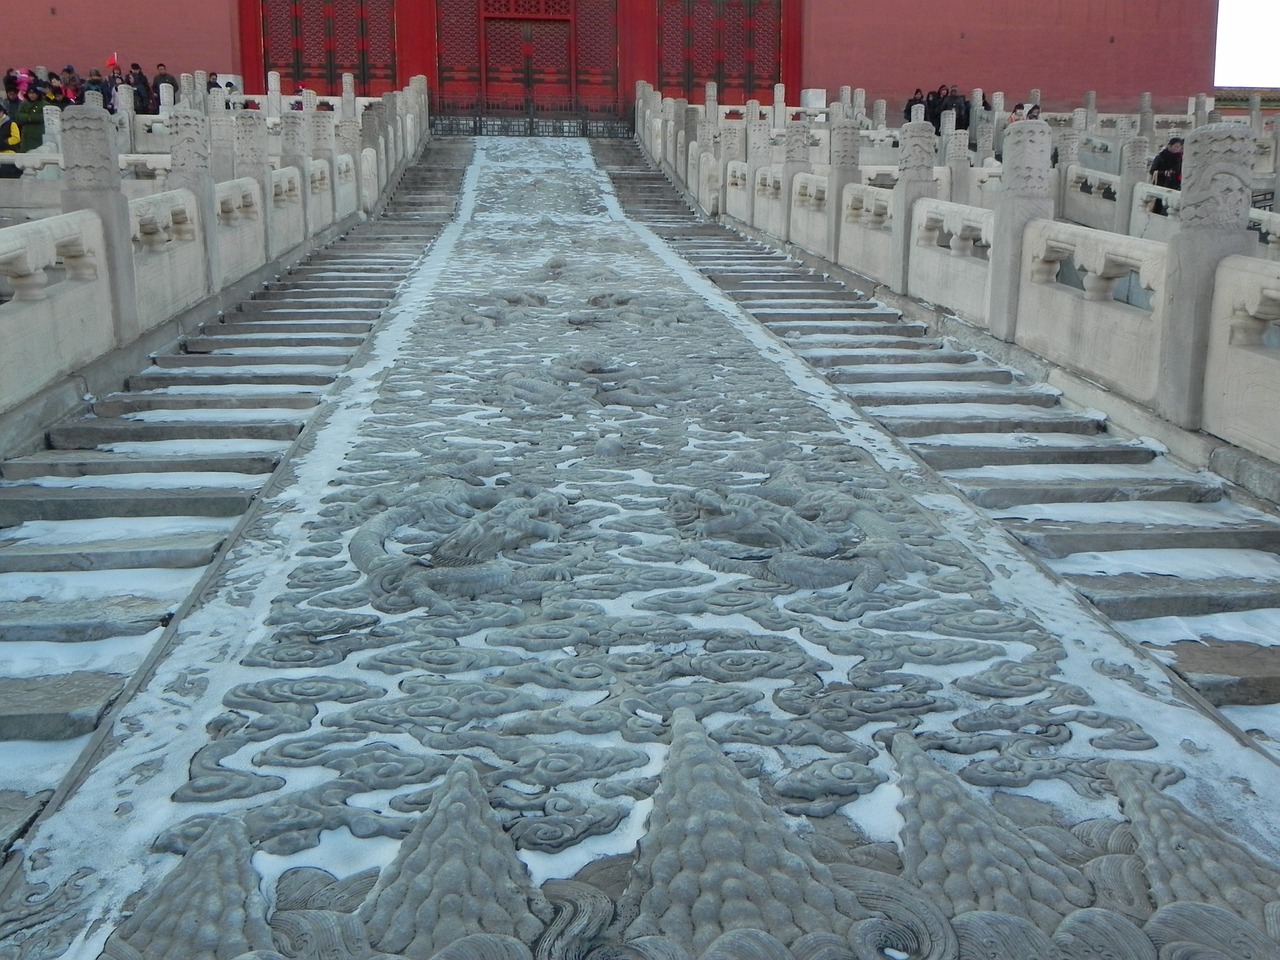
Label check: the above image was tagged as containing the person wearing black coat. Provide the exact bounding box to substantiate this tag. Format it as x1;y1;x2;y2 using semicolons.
904;88;925;122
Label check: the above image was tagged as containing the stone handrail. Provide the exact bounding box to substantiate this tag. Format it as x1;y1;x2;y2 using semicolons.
215;177;267;288
908;198;994;323
129;189;199;250
0;209;103;301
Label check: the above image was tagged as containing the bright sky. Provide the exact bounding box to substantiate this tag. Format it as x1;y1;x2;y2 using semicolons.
1216;0;1280;88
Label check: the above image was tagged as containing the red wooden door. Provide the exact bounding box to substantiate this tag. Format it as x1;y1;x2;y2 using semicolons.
657;0;781;104
261;0;398;95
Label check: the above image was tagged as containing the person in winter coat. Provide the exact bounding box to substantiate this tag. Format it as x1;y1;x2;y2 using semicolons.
127;64;152;113
904;88;925;122
15;86;44;151
0;109;22;178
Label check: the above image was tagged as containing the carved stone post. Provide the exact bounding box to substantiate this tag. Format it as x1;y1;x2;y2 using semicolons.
362;103;387;190
234;112;273;246
838;86;852;108
1055;129;1080;215
716;123;744;217
889;120;938;293
311;111;339;215
1030;88;1042;108
1194;93;1209;128
940;109;956;144
873;99;886;130
60;106;139;344
1156;124;1257;427
946;130;970;206
1249;94;1263;137
168;109;219;294
179;74;196;109
43;105;62;150
986;120;1054;342
1139;92;1155;144
1071;107;1087;131
826;119;862;260
772;83;786;130
208;107;236;183
157;82;175;119
84;90;104;110
193;71;209;113
280;112;314;237
992;92;1006;155
910;104;924;124
267;71;283;119
745;117;773;227
705;82;718;126
114;84;135;152
776;118;811;241
853;88;866;123
975;116;995;166
1083;90;1096;131
1115;135;1149;235
342;73;357;122
681;103;702;189
970;88;984;140
302;89;319;113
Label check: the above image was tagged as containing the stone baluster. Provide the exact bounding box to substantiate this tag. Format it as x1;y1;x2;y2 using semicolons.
381;91;402;167
342;73;357;122
826;119;862;259
1029;88;1042;108
1054;128;1080;214
60;106;139;344
193;71;209;113
1194;93;1208;128
302;89;319;113
889;119;938;292
1071;107;1087;131
776;119;811;242
838;86;852;108
744;98;761;124
42;106;62;150
1274;115;1280;206
992;92;1005;114
84;90;104;110
715;122;744;216
705;81;718;125
280;112;315;236
362;103;387;191
970;87;984;135
987;119;1054;341
157;81;176;119
940;109;956;141
1247;93;1263;137
946;130;970;205
873;99;886;130
745;116;773;227
168;109;220;295
991;92;1006;155
267;71;283;119
773;83;786;129
311;111;339;213
975;116;995;165
209;108;236;183
1083;90;1097;131
910;104;924;124
852;88;866;122
208;87;227;113
337;116;363;210
1139;92;1155;143
681;103;702;188
1156;124;1257;427
180;73;196;108
1115;135;1149;235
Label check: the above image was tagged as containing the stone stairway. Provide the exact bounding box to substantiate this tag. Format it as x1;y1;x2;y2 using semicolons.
593;139;1280;719
0;140;475;845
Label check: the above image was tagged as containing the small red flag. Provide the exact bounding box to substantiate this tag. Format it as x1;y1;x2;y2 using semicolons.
106;52;118;68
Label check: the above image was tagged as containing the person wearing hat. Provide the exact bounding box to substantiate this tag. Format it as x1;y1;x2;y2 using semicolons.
15;85;45;151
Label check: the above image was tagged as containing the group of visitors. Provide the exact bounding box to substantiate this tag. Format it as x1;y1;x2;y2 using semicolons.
903;84;988;132
2;61;231;175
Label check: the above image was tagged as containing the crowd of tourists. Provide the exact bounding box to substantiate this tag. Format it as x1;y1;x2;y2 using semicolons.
1;61;231;169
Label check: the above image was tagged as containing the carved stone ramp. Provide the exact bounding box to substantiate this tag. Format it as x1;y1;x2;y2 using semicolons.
10;136;1280;960
593;138;1280;719
0;138;475;852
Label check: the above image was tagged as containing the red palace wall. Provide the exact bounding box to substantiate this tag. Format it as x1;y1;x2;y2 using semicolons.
5;0;1217;113
800;0;1219;114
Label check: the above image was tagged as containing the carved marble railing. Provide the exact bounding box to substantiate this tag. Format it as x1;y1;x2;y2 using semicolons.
1061;163;1123;230
835;182;895;283
0;211;114;414
908;199;994;324
1018;219;1166;404
215;177;267;288
269;167;306;259
787;172;830;257
129;189;207;332
1203;255;1280;461
335;153;358;220
308;158;335;234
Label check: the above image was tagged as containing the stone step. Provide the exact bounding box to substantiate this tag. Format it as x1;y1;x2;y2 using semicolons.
47;417;302;447
870;404;1107;437
783;337;943;353
150;351;351;367
129;369;338;389
840;381;1060;407
944;467;1224;508
1;448;283;479
0;672;127;741
754;309;904;323
799;349;978;368
1005;519;1280;559
183;333;365;352
1071;574;1280;620
209;320;374;335
0;595;175;642
825;362;1013;384
910;434;1158;470
766;320;925;338
92;392;320;415
232;304;383;321
247;293;389;307
728;288;856;300
0;531;226;572
0;485;254;524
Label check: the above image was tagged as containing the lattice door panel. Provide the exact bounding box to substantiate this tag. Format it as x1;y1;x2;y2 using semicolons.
484;19;529;110
261;0;397;95
656;0;780;103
